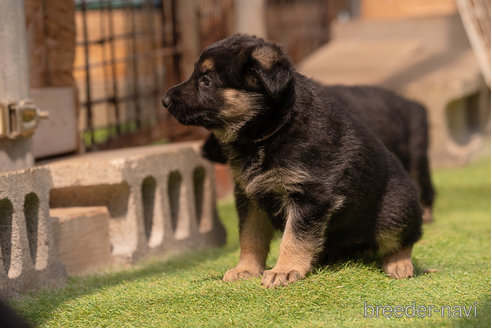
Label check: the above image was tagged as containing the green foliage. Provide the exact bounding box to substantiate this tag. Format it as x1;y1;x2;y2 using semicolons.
12;158;490;327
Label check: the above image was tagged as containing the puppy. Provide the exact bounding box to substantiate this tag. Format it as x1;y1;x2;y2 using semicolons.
322;86;435;222
162;35;422;288
202;87;435;222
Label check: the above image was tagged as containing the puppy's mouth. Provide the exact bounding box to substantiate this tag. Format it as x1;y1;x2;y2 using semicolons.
163;100;218;129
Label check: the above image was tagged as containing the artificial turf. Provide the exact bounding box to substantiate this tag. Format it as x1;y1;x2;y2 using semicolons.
11;157;491;327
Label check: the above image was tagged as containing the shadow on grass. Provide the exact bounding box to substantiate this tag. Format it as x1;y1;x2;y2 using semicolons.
309;252;430;279
14;215;240;326
452;294;491;328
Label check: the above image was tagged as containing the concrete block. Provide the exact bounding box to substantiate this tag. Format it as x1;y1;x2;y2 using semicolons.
400;69;490;166
0;141;225;295
0;167;66;297
50;207;111;275
46;141;226;264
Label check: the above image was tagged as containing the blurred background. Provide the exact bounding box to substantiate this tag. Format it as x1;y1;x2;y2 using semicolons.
0;0;490;307
8;0;492;196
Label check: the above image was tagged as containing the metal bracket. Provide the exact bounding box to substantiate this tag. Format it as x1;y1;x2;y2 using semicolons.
0;99;49;139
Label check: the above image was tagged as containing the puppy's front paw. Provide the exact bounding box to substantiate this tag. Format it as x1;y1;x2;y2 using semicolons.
261;268;304;288
223;267;262;282
422;206;433;224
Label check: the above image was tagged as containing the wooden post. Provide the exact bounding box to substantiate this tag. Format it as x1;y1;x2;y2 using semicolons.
235;0;267;37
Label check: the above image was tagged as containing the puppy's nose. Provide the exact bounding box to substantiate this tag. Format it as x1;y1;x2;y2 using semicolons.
161;94;172;108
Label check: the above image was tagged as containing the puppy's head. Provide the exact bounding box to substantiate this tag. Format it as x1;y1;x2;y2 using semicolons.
162;34;294;142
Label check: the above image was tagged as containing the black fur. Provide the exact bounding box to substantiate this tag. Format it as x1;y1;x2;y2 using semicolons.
202;84;435;214
163;35;422;280
0;299;32;328
323;86;435;212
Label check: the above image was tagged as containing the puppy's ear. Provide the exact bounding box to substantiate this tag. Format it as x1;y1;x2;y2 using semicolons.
251;44;293;98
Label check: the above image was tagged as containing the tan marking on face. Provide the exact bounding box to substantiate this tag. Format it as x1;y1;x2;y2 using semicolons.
200;58;214;73
221;89;254;119
213;89;261;143
252;46;280;69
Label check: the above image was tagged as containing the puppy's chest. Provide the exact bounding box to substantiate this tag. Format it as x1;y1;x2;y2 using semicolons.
230;154;308;198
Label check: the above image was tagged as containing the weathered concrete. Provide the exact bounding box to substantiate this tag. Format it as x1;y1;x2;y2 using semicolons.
46;141;226;264
0;0;34;172
299;15;490;167
0;141;225;295
51;207;111;275
0;167;66;297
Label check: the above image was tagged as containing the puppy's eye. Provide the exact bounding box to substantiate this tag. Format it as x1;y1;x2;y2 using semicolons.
200;76;212;87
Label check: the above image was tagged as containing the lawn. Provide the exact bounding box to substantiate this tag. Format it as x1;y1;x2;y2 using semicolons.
11;157;491;327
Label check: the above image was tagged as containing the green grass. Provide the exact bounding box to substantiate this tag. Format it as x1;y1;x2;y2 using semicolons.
83;119;165;147
11;158;491;327
83;121;138;147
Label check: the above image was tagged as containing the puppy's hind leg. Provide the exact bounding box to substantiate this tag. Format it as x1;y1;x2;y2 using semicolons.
223;189;274;282
377;175;421;279
377;224;417;279
382;246;414;279
408;104;435;223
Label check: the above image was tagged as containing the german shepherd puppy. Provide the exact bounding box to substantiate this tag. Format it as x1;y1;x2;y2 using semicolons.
202;87;435;223
162;35;422;288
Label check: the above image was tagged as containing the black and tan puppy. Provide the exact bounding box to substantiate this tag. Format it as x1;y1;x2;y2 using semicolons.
202;86;435;223
320;86;435;222
162;35;422;288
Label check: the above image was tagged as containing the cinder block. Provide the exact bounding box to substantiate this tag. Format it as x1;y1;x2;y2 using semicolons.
46;141;226;264
50;207;111;275
0;141;226;295
0;167;66;297
400;73;490;166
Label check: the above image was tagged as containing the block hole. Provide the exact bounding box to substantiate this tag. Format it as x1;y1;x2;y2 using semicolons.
50;183;131;256
24;193;39;266
193;167;206;226
446;91;491;146
141;176;156;243
0;199;13;275
50;183;130;217
167;171;182;234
